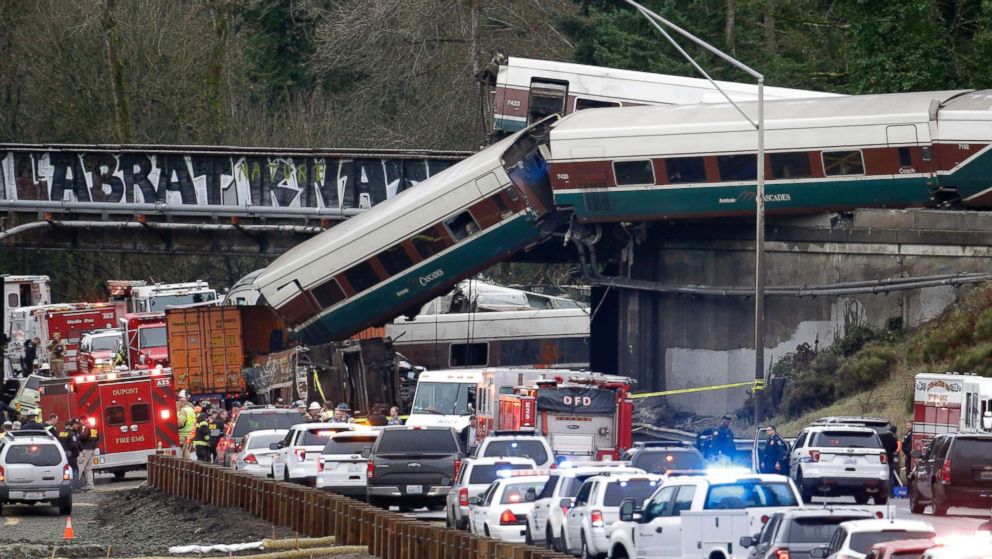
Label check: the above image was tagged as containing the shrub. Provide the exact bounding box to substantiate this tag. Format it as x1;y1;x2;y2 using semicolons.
835;345;898;398
781;373;836;418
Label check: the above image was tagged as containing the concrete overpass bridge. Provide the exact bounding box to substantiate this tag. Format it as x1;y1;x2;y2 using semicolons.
0;143;468;255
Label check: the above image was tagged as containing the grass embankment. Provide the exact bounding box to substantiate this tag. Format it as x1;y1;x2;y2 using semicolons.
762;283;992;438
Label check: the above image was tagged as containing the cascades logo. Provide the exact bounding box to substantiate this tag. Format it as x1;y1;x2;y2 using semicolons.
738;191;792;202
419;269;445;286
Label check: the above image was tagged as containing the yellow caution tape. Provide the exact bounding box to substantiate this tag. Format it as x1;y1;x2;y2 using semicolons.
631;380;759;399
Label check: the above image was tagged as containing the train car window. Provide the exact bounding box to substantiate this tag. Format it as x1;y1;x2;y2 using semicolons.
717;154;757;181
411;226;449;259
311;279;345;309
822;150;865;176
666;157;706;184
492;192;510;216
898;147;913;168
451;342;489;367
443;211;481;242
344;261;380;294
921;146;933;162
575;98;620;111
613;160;655;186
528;78;569;124
378;244;413;276
769;152;812;179
279;292;321;324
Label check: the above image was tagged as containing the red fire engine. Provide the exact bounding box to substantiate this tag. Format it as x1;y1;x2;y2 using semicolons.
29;304;120;374
496;373;634;460
119;313;170;370
38;368;180;477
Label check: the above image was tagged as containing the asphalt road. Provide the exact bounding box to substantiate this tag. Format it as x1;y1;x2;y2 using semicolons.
810;495;989;535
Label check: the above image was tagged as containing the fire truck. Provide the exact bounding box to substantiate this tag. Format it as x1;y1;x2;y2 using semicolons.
119;313;170;370
37;368;180;477
911;372;992;455
107;280;218;313
496;373;634;460
6;303;119;375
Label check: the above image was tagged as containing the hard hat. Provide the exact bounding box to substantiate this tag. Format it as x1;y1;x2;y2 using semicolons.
308;402;321;411
293;400;304;408
40;363;51;370
177;390;188;399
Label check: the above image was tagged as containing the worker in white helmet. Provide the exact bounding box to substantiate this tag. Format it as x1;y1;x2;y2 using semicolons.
305;401;323;423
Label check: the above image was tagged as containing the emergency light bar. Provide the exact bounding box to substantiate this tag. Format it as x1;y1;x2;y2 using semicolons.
496;469;550;478
72;366;172;384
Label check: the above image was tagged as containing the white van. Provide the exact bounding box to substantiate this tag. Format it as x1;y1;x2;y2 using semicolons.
406;369;484;432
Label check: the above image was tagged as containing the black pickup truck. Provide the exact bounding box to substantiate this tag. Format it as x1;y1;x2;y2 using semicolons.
365;426;464;510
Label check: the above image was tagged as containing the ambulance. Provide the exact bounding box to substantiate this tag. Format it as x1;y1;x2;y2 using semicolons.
38;368;181;478
911;372;992;455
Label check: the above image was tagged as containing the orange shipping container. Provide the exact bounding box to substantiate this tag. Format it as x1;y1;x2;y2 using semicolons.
166;306;246;398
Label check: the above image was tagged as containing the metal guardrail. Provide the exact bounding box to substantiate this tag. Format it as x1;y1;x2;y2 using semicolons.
147;455;574;559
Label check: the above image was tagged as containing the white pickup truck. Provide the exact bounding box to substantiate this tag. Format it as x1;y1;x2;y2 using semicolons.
607;472;803;559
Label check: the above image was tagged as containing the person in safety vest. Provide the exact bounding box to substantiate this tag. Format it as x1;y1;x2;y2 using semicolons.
21;409;45;431
193;412;212;462
208;408;228;463
58;419;82;481
176;390;195;459
78;414;99;491
44;413;59;436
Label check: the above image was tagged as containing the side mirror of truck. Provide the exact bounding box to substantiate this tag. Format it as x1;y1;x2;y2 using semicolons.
558;497;573;510
739;536;754;548
361;446;372;459
468;496;480;506
269;442;280;451
618;498;636;522
911;449;922;458
525;488;537;502
810;547;828;559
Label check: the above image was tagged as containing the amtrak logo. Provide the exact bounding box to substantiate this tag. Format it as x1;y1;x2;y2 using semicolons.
419;269;445;286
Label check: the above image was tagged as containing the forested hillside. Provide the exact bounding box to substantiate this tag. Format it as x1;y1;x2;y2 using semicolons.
4;0;992;300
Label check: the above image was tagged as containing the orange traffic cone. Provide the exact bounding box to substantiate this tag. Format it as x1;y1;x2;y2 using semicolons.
63;516;74;540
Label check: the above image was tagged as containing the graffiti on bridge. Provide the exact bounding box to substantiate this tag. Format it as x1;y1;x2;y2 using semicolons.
0;149;461;209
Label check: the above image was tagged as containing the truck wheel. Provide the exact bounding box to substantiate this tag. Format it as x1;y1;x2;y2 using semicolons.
932;495;949;516
854;494;869;505
909;487;925;514
113;471;126;481
58;495;72;516
796;472;812;503
874;493;888;506
581;531;598;559
525;525;533;545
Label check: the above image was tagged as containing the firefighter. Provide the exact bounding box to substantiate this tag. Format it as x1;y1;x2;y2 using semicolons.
47;332;66;377
208;408;227;463
193;411;212;462
22;337;38;376
1;420;12;434
176;390;195;459
332;403;353;423
78;415;99;491
58;419;82;482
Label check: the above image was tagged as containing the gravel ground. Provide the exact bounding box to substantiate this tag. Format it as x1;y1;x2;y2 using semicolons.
0;473;374;559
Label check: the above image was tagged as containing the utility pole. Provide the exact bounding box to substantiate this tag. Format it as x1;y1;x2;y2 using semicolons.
624;0;766;422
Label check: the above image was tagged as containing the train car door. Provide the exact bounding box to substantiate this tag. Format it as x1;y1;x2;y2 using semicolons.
99;379;155;454
527;79;568;124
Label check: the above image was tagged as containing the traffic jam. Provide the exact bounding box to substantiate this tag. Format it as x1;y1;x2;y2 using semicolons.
2;274;992;559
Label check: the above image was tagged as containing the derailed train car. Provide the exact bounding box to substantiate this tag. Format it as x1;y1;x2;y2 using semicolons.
253;118;560;345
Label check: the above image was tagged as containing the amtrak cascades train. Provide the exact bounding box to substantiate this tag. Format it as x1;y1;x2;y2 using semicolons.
255;88;992;346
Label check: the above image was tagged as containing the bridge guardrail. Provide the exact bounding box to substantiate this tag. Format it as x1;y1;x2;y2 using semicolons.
147;455;574;559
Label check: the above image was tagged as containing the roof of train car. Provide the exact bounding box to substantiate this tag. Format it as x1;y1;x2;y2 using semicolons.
548;89;972;144
504;57;844;101
253;129;527;296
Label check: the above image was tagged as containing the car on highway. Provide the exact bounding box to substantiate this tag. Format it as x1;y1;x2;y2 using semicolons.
0;429;73;515
445;456;537;530
739;508;880;559
315;430;381;498
228;428;287;477
864;538;937;559
474;430;555;469
468;474;548;542
366;425;465;511
620;441;706;475
789;425;889;504
809;519;936;559
908;432;992;515
561;473;664;558
526;463;645;551
216;406;306;466
271;422;356;485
